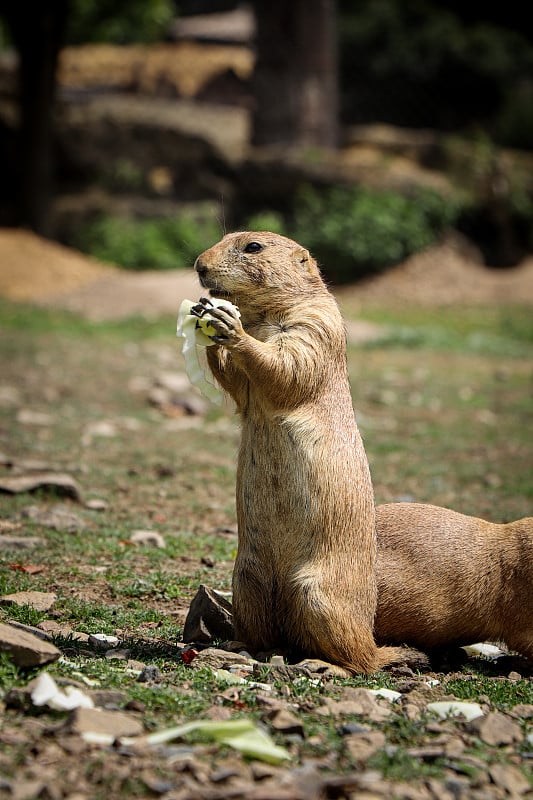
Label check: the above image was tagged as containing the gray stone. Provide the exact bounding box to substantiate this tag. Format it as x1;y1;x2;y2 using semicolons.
0;472;82;501
344;730;387;763
0;622;61;667
4;621;53;641
191;647;256;670
130;529;166;548
265;708;305;737
0;591;57;612
469;710;523;745
22;503;85;532
88;633;120;651
317;689;392;722
183;584;235;643
489;763;531;796
67;707;144;740
0;535;44;549
137;665;162;683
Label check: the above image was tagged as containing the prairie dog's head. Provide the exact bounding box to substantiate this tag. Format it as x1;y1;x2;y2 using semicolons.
194;231;325;310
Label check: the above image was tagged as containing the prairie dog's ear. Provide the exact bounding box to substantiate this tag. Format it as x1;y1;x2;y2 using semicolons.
292;247;313;272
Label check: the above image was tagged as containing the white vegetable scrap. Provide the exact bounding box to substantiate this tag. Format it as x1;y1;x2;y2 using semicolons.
461;642;506;659
176;297;240;404
426;700;484;721
123;718;291;765
369;687;402;702
31;672;94;711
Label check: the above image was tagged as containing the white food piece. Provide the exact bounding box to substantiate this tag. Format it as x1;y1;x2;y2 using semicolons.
427;700;484;721
31;672;95;711
461;642;506;659
369;687;402;702
176;297;240;403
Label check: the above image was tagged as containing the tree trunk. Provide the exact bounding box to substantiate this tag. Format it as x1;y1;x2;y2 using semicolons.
251;0;339;148
1;1;67;235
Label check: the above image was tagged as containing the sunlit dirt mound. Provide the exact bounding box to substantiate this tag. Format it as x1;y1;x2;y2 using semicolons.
0;229;115;302
336;234;533;309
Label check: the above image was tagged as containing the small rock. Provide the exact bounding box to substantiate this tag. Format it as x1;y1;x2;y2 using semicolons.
137;665;162;683
0;621;61;667
38;620;72;636
469;711;523;745
67;707;144;741
489;763;531;796
295;658;352;679
4;621;53;641
88;633;120;651
183;584;235;644
509;704;533;720
9;779;49;800
337;722;370;736
191;647;257;671
265;709;305;737
0;535;44;549
70;631;91;643
16;409;54;426
85;498;108;511
22;504;85;532
344;730;387;763
0;590;57;612
317;689;392;722
83;421;117;439
90;689;129;709
130;529;166;548
125;699;146;713
105;648;131;660
0;472;82;501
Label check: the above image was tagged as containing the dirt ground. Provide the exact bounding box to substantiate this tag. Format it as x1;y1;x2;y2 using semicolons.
1;228;532;800
1;228;533;320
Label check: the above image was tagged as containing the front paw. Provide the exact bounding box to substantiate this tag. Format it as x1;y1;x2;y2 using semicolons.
192;302;244;345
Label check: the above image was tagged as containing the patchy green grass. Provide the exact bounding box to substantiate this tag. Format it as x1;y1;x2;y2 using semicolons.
0;298;531;796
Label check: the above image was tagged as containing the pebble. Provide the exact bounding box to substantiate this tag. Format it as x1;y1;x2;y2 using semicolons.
137;665;162;683
88;633;120;651
0;590;57;612
469;711;524;746
130;529;166;548
67;707;144;742
0;535;44;549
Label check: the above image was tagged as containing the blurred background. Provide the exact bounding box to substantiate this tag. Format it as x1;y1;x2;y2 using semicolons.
0;0;532;283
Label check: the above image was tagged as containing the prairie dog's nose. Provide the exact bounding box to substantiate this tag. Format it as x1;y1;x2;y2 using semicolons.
194;257;208;279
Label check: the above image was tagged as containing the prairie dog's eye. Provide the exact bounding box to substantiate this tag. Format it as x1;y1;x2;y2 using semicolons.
243;241;263;254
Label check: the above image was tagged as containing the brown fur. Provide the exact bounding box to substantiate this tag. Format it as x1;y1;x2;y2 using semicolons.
375;503;533;661
194;231;409;673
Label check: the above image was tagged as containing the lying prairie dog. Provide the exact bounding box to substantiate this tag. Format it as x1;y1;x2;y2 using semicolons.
375;502;533;663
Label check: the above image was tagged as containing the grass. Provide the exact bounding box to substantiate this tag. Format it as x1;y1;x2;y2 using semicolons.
0;297;532;793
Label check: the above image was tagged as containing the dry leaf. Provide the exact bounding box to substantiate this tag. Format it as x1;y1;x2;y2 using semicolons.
9;564;46;574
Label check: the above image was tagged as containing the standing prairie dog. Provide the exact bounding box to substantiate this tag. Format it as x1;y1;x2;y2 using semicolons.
193;230;412;673
375;503;533;662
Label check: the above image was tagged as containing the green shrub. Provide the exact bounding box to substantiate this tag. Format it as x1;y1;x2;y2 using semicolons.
66;0;175;45
245;211;287;236
290;185;462;282
244;186;462;283
71;212;221;270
